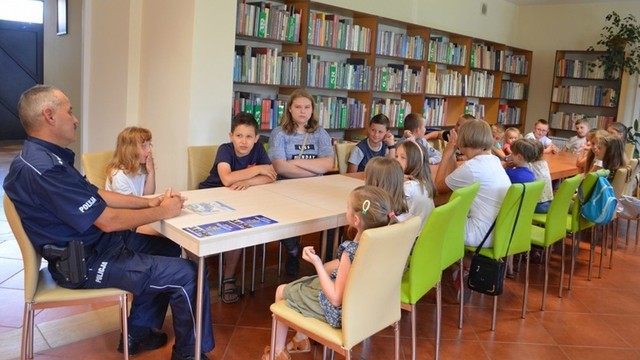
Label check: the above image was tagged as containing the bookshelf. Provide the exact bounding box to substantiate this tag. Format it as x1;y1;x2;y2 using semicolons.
233;0;533;139
548;50;621;137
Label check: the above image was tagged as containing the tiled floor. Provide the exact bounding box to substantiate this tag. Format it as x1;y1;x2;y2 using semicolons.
1;144;640;359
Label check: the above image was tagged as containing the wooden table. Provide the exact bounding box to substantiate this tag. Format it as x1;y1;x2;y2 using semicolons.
544;151;580;180
150;175;363;359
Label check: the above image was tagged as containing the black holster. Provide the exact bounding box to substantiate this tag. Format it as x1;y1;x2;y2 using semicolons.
42;240;87;285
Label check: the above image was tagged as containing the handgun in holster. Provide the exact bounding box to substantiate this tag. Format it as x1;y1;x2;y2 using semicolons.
42;240;87;284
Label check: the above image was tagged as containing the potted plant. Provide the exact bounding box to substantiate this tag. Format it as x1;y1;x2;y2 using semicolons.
588;11;640;79
626;119;640;158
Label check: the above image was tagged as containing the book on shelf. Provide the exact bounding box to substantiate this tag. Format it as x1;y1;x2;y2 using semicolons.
423;97;447;127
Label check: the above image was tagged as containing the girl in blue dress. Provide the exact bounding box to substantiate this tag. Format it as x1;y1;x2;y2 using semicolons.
262;186;398;360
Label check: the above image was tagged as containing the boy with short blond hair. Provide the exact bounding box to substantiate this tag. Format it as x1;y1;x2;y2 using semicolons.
525;119;559;154
565;119;591;154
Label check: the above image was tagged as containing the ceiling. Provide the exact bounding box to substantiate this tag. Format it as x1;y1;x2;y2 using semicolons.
504;0;622;4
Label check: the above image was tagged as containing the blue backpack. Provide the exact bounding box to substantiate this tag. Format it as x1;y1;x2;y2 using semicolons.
580;171;618;225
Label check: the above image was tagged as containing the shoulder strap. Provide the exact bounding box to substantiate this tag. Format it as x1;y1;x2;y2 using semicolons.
474;184;526;256
504;183;526;257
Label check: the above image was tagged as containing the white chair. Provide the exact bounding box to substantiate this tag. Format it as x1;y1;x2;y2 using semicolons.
335;142;356;174
268;216;422;360
4;195;130;360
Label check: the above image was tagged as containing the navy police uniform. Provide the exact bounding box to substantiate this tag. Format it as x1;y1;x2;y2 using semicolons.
3;137;214;356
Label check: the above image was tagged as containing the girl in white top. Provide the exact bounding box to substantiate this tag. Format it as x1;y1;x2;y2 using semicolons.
435;120;511;247
395;140;436;230
105;127;157;236
105;127;155;196
530;141;554;213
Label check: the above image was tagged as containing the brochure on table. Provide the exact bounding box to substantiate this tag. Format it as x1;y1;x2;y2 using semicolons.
183;215;279;238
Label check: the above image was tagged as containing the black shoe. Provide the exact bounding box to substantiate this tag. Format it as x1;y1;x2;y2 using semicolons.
285;253;299;276
171;345;210;360
117;329;168;355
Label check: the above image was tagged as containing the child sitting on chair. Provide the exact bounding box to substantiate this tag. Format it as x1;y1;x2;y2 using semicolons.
262;186;398;360
199;112;277;303
347;113;396;173
504;139;538;184
401;113;442;164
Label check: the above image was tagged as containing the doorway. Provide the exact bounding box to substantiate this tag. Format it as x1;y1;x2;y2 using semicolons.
0;17;44;141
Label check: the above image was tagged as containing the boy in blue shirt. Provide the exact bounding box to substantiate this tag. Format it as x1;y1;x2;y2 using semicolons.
347;113;396;172
199;112;276;303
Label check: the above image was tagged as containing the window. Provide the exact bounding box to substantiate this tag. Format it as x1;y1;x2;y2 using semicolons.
0;0;43;24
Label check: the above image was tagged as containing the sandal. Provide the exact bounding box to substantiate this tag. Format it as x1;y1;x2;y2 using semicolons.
262;346;291;360
221;277;240;304
286;336;311;353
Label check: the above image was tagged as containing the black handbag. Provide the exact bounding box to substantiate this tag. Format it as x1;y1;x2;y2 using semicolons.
467;184;526;296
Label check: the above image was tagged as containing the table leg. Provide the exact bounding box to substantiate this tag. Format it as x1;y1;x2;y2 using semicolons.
195;256;204;360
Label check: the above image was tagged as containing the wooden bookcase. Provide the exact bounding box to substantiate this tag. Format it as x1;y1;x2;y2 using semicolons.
233;0;533;139
548;50;621;137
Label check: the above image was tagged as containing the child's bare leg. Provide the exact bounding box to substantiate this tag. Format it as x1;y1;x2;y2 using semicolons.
272;284;289;354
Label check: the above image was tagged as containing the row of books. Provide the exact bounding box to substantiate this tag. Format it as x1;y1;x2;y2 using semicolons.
502;55;529;75
428;37;467;66
470;44;529;75
550;112;615;130
232;92;286;130
551;85;617;107
372;64;424;93
375;30;426;60
555;58;619;79
500;81;526;100
236;1;301;42
425;67;465;96
423;97;447;126
233;46;302;86
306;56;370;90
497;105;521;125
465;101;486;121
307;12;371;52
370;98;412;128
467;70;495;98
313;95;367;129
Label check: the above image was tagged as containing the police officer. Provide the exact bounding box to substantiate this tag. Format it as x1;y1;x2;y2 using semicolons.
3;85;214;360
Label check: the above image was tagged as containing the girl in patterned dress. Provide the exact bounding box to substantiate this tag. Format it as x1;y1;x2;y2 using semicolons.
262;186;398;360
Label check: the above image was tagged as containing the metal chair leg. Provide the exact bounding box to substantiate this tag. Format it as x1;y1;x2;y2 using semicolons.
542;247;550;311
559;236;566;298
458;258;464;329
522;251;529;318
435;282;442;360
491;295;498;331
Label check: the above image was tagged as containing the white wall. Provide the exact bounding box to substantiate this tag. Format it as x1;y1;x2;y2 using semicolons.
82;0;137;154
317;0;519;44
43;0;82;155
514;2;640;132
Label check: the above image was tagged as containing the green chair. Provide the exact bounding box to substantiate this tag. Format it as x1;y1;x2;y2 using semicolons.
465;181;544;331
401;197;461;360
531;171;599;290
530;174;582;310
444;182;480;328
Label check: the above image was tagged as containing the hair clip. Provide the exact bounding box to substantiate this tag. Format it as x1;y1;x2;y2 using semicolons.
361;200;371;215
388;211;395;219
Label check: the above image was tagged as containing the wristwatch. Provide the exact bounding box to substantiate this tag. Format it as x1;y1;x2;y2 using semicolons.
387;143;397;149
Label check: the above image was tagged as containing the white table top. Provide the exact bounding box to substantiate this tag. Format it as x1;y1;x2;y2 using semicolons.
150;175;363;257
